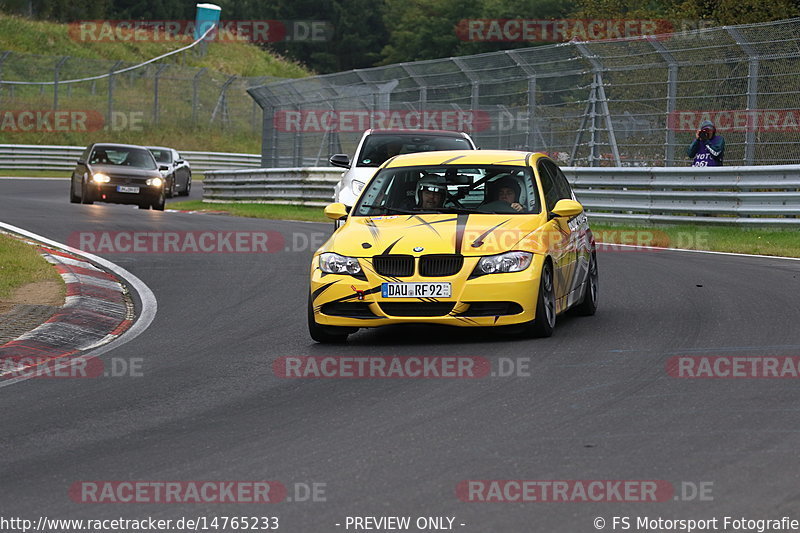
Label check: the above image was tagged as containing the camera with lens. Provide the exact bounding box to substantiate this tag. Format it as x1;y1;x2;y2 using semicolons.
698;128;713;141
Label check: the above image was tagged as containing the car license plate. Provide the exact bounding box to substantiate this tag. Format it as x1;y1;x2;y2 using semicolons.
381;282;451;298
117;186;139;194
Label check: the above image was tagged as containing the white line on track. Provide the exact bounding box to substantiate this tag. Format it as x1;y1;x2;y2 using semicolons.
0;221;158;388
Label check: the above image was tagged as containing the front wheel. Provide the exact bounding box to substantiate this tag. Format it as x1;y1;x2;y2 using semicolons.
307;294;355;343
152;190;166;211
69;179;80;203
180;175;192;196
522;261;556;338
80;180;94;205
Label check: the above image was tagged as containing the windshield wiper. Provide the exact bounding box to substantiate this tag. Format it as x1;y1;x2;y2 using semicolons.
360;204;419;215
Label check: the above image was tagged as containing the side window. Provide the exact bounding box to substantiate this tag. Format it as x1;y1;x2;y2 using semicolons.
542;160;573;201
537;160;561;211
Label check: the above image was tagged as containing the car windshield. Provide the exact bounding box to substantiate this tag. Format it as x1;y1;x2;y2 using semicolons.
90;147;157;169
353;165;540;216
356;134;472;168
149;149;173;164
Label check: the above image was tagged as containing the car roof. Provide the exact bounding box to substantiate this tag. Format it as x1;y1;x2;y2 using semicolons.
147;146;175;151
91;143;150;150
384;149;545;168
366;129;471;138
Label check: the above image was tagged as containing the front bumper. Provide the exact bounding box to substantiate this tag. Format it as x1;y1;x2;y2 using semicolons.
89;183;163;204
310;254;545;328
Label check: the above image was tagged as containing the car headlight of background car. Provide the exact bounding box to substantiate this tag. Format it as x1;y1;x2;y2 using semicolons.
319;252;363;277
472;251;533;276
146;177;164;187
92;173;110;183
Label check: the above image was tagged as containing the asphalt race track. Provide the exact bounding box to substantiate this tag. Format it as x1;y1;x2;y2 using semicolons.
2;177;800;532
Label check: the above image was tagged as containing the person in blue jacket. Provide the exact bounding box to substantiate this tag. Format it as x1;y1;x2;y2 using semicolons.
687;119;725;166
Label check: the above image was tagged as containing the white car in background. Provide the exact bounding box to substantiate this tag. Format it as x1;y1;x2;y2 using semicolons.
330;129;477;209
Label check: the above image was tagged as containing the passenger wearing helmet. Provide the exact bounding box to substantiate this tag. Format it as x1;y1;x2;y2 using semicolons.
416;176;447;209
687;119;725;167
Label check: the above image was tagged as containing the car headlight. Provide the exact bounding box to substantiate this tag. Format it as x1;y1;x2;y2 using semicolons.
351;180;365;195
319;252;362;276
92;173;110;183
473;251;533;275
146;177;164;187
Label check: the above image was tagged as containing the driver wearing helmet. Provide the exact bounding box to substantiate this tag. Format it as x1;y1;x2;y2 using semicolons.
416;176;447;209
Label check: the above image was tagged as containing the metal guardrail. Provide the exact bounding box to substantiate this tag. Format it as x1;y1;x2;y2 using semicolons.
205;165;800;226
204;168;341;206
0;144;261;173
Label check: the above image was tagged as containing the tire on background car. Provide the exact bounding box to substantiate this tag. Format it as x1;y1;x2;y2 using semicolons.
522;260;556;338
307;294;356;343
69;180;80;203
152;190;166;211
572;252;598;316
180;175;191;196
80;179;94;205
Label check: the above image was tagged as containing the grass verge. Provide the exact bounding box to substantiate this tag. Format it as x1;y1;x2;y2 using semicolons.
167;200;328;223
591;223;800;258
0;233;64;299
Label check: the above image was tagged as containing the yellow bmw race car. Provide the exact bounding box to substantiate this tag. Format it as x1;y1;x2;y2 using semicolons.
308;150;598;343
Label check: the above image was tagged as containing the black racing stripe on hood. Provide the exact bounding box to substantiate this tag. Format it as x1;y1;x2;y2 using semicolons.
471;219;511;248
408;215;458;236
365;218;381;243
312;280;339;301
454;213;470;254
381;237;404;255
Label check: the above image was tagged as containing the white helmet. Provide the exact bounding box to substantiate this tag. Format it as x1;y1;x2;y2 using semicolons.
415;175;447;205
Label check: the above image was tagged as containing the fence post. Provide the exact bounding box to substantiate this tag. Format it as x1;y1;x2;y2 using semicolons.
506;50;543;151
650;38;678;166
53;56;68;111
209;75;237;129
107;60;123;130
574;42;620;167
0;51;10;102
727;27;759;165
153;64;169;125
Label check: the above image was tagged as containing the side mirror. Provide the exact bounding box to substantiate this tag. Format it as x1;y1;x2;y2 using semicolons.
77;159;85;165
324;203;349;221
176;159;184;164
329;154;351;168
549;199;583;219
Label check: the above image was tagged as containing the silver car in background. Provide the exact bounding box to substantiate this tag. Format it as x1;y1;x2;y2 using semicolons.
330;129;477;208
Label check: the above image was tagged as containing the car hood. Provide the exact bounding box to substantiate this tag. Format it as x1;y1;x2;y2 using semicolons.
323;213;555;257
88;164;161;178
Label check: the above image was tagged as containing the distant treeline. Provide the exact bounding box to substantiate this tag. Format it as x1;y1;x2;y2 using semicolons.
2;0;797;73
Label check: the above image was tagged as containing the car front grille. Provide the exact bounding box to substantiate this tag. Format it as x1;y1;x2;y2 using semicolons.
378;302;455;317
419;254;464;277
373;255;414;277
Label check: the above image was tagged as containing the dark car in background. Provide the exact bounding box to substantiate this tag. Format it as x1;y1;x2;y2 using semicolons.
70;143;167;210
148;146;192;197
